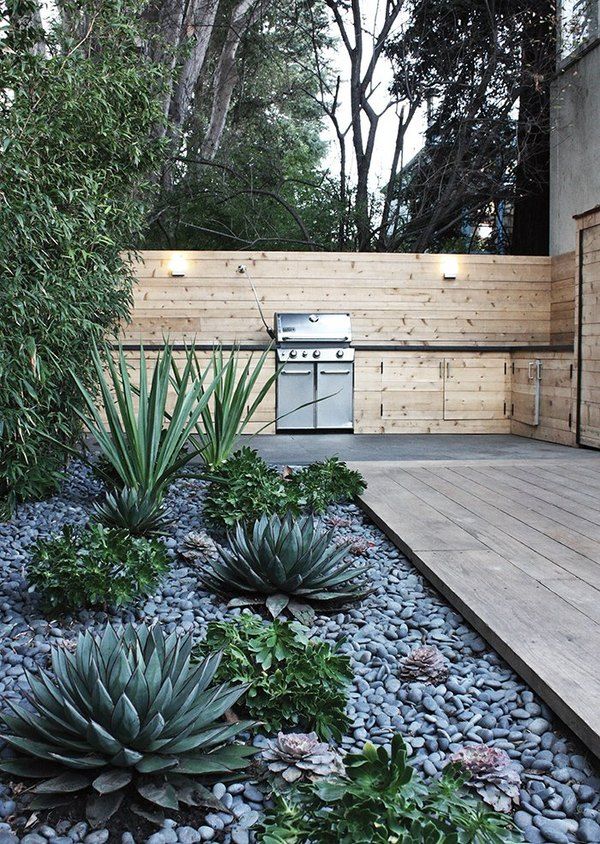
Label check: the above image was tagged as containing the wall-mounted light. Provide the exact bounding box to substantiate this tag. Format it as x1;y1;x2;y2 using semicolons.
168;253;187;277
442;256;458;280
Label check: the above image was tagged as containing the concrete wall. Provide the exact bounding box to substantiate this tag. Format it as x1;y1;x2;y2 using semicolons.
550;44;600;255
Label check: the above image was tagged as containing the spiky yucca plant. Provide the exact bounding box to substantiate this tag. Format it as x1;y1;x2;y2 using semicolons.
0;624;255;826
92;487;172;537
201;513;370;620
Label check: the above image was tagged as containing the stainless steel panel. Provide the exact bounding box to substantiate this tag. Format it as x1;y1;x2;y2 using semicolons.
277;363;315;430
276;347;355;363
275;312;351;343
316;363;353;429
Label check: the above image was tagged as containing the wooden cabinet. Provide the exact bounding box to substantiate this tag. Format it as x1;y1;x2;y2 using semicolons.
354;351;510;433
382;355;444;420
510;352;575;446
443;357;507;420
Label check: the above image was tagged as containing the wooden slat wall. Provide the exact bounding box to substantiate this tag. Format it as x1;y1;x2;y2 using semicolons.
576;211;600;448
551;251;576;344
128;251;552;346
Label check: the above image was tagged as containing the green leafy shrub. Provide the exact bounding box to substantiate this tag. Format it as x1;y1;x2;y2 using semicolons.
194;614;351;741
258;735;519;844
28;524;169;610
203;452;366;529
0;624;255;827
288;458;366;514
75;342;220;502
174;345;279;470
92;487;172;537
0;0;165;516
203;447;297;529
203;513;369;620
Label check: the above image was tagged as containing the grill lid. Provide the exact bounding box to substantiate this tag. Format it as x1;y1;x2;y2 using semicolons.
274;312;351;343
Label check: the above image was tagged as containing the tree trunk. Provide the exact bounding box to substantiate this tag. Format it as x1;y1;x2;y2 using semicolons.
511;0;553;256
200;0;267;160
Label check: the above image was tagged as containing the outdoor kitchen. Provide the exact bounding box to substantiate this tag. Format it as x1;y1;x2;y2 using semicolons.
126;249;578;446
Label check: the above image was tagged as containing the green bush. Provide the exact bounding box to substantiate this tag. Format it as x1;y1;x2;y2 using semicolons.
0;0;165;516
0;624;255;827
28;523;169;610
203;447;297;529
259;735;519;844
194;614;351;741
288;458;366;514
203;450;366;528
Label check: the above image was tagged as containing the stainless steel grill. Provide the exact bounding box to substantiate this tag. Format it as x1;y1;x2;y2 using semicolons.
274;312;354;431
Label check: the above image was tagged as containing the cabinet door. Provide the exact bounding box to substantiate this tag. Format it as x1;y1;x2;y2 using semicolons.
276;363;315;430
511;359;541;426
381;355;444;420
443;357;507;420
316;363;353;429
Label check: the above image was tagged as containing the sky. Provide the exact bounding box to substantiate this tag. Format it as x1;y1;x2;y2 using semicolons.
321;1;426;191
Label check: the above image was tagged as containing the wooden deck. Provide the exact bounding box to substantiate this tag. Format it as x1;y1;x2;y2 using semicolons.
352;453;600;757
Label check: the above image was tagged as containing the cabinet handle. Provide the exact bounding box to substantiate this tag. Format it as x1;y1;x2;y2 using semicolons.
320;369;350;375
282;370;312;375
439;361;443;378
445;361;450;378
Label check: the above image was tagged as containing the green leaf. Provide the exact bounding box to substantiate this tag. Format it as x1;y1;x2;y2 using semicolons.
33;772;93;793
136;780;179;810
92;769;133;794
86;790;125;828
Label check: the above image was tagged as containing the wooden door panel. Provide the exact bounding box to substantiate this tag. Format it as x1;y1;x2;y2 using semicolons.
444;357;507;421
381;355;444;420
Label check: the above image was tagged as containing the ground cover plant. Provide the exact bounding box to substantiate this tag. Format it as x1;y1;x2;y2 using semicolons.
203;447;296;529
0;624;256;827
286;458;366;515
259;735;519;844
202;513;370;620
194;614;351;741
0;0;165;517
27;524;169;610
203;449;366;529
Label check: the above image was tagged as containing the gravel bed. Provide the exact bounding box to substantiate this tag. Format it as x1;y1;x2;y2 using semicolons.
0;462;599;843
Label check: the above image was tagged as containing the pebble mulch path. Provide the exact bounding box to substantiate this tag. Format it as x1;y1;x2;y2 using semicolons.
0;463;599;843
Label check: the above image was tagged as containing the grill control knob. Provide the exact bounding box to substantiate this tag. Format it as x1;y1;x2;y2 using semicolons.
313;350;321;358
289;349;297;358
302;350;308;357
336;349;344;358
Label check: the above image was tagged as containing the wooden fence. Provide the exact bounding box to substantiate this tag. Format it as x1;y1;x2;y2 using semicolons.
124;250;577;442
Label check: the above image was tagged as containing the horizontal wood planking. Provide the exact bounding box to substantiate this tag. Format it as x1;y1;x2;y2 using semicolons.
353;457;600;756
128;251;552;346
551;251;576;344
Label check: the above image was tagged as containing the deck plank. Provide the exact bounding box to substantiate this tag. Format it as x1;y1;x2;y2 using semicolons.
353;456;600;758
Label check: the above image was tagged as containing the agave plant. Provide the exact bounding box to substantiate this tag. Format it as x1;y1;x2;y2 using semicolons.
92;487;172;536
171;344;280;471
0;624;255;826
201;513;370;620
262;732;344;789
72;342;223;502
